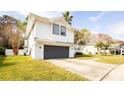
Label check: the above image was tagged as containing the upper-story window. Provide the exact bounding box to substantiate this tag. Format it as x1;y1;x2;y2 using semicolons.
61;26;66;36
53;23;66;36
53;23;59;35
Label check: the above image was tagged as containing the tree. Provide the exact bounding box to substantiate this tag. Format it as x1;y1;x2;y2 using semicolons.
97;33;113;43
96;42;104;50
80;29;91;44
88;33;99;43
96;41;111;55
74;29;92;45
74;29;91;45
74;30;84;45
0;15;26;55
62;11;73;25
96;42;111;50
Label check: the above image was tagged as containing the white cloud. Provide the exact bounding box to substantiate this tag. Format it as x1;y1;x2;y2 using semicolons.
110;21;124;35
18;11;62;18
89;11;106;22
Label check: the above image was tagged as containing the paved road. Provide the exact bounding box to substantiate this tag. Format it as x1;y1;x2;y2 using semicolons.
47;58;117;81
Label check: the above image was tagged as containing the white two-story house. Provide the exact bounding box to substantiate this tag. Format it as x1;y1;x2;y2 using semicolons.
24;13;75;59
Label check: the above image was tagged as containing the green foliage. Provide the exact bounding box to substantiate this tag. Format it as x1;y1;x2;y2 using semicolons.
74;29;91;45
109;48;116;54
96;42;104;49
96;42;111;50
74;30;84;45
62;11;73;25
0;47;5;55
0;56;87;80
78;54;124;64
96;55;124;64
104;42;111;49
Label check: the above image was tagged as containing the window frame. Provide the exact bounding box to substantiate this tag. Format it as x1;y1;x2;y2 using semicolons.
60;25;66;36
52;23;60;35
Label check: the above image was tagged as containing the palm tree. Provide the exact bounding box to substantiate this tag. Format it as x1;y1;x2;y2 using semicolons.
62;11;73;25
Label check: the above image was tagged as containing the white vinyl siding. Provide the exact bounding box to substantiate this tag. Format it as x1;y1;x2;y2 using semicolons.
33;20;74;43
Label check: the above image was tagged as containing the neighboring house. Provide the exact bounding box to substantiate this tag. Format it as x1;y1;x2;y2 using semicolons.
110;44;124;55
24;13;75;59
83;43;98;54
75;43;98;54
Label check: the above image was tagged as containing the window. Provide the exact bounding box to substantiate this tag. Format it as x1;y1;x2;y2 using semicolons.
53;23;66;36
53;23;59;35
61;26;66;36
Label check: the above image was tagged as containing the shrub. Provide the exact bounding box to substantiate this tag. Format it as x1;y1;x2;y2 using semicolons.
24;52;26;56
0;47;5;55
75;52;83;55
109;48;116;55
74;52;83;57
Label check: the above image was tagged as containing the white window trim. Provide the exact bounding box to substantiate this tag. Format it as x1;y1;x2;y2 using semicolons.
52;23;66;36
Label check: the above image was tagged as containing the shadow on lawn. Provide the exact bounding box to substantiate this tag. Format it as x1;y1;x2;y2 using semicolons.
75;53;94;58
0;56;17;67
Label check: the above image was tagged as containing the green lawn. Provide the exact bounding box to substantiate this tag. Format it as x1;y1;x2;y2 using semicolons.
96;55;124;65
76;54;95;60
0;56;87;81
77;54;124;65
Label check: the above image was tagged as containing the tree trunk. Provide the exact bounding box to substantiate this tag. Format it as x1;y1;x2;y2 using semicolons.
13;49;18;55
12;47;19;55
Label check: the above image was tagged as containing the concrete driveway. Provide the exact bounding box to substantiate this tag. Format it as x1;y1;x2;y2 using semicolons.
47;58;117;81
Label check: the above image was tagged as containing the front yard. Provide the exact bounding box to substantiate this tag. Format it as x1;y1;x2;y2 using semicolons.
1;54;123;81
96;55;124;64
0;56;87;81
78;54;124;65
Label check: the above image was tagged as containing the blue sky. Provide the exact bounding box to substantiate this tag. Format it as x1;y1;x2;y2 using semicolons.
71;11;124;40
0;11;124;40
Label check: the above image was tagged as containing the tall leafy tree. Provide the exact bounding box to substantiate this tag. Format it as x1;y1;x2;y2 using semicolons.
0;15;27;55
74;29;91;45
62;11;73;25
74;30;84;45
80;29;91;44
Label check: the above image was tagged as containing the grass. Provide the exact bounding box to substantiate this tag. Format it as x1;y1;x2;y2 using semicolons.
77;54;124;65
75;54;95;60
0;56;87;81
96;55;124;65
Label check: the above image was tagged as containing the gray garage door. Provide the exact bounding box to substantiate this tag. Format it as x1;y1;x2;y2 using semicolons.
44;45;69;59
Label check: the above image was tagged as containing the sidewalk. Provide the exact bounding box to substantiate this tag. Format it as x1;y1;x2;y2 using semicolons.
102;63;124;81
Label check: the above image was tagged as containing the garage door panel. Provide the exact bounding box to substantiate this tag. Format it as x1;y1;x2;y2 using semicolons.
44;45;69;59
